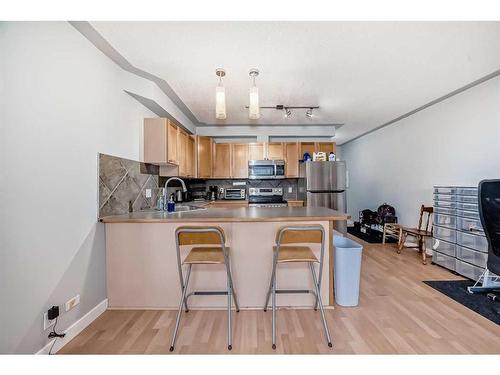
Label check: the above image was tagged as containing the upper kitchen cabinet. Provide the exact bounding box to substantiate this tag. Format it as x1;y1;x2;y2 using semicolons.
196;136;213;178
298;142;336;160
212;142;232;178
299;142;316;159
186;135;195;177
178;129;195;178
248;142;266;160
167;120;179;164
231;144;249;178
266;143;284;160
317;142;336;155
284;142;300;177
144;118;180;165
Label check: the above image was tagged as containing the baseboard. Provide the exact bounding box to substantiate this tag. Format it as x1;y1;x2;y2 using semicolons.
36;299;108;354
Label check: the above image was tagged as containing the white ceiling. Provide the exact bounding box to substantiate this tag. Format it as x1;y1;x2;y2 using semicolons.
91;21;500;144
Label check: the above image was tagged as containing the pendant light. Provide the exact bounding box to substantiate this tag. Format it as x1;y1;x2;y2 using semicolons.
215;68;226;120
248;68;260;120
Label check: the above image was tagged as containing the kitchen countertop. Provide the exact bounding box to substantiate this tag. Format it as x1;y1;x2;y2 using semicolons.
100;206;350;223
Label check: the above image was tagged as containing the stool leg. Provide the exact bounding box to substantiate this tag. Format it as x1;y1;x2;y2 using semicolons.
226;270;233;351
227;263;240;312
169;264;192;352
263;252;277;311
309;262;332;348
271;268;277;350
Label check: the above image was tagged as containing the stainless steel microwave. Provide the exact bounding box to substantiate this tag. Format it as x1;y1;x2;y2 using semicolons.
248;160;285;179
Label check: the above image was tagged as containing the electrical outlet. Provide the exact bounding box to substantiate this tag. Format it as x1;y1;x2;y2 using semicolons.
43;312;56;331
288;187;293;193
65;294;80;312
145;189;152;198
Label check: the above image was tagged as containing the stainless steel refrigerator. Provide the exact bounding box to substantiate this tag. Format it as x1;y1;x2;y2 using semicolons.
298;161;348;234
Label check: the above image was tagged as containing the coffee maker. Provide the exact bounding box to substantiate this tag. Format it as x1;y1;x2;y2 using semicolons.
207;186;219;201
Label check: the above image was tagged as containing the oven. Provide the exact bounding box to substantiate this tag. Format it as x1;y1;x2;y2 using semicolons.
248;160;285;179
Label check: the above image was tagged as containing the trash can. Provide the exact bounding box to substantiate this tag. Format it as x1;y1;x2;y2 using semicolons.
333;235;363;307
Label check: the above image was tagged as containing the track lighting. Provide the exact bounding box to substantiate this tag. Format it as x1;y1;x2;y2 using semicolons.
305;108;313;119
284;108;292;118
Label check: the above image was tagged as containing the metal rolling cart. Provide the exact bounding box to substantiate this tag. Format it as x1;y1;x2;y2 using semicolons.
433;186;488;280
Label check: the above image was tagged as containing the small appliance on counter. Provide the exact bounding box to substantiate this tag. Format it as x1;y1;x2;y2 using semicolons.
207;185;219;201
175;189;183;203
248;188;287;208
224;188;246;200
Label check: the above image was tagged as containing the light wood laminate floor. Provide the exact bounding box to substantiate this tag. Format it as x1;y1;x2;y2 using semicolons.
59;240;500;354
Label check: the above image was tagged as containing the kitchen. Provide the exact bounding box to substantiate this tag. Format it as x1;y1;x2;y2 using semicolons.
2;11;500;369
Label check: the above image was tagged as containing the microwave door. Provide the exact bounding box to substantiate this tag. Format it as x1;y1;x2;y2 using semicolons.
249;165;275;179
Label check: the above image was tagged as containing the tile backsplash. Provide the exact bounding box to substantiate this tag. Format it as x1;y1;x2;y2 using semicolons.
99;153;160;217
159;177;299;200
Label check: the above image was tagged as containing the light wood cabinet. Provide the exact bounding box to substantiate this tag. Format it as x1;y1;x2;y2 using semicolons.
186;135;195;177
231;144;249;178
299;142;316;160
266;143;284;160
167;120;178;164
299;142;337;161
317;142;336;155
284;142;300;177
212;143;232;178
144;118;181;166
248;142;265;160
177;128;188;176
196;136;213;178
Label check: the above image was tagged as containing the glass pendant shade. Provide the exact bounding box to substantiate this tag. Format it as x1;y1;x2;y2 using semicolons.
215;85;226;120
248;85;260;120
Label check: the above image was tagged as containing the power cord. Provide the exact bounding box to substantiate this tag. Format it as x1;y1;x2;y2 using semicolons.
48;317;65;355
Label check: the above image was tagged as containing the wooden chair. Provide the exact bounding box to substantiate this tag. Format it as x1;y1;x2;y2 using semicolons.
382;223;402;245
398;205;434;264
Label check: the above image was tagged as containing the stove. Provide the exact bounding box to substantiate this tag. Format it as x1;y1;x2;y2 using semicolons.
248;187;288;208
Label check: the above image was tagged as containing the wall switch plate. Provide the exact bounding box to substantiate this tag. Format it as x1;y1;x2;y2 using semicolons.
65;294;80;312
145;189;152;198
43;312;56;331
288;187;293;193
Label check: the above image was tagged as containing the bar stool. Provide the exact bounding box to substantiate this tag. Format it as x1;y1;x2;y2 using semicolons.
263;225;332;349
169;226;239;352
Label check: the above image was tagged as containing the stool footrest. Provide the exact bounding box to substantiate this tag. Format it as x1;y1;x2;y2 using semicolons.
275;289;316;296
186;291;229;299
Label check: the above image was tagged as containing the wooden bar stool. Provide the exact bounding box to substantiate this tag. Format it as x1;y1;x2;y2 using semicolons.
169;226;239;352
263;225;332;350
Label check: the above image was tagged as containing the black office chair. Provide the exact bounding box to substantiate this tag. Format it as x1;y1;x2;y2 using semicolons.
468;179;500;294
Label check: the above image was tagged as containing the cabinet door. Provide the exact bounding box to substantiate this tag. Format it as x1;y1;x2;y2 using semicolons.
212;143;232;178
316;142;336;155
267;142;284;160
231;144;249;178
196;136;213;178
285;142;300;177
167;120;178;164
299;142;315;160
144;118;167;164
177;129;188;176
248;143;265;160
186;135;195;177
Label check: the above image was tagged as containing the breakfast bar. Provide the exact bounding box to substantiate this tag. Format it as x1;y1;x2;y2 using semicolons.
101;206;349;309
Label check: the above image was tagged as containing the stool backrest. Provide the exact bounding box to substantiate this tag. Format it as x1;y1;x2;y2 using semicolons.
276;225;324;245
478;179;500;276
176;226;226;246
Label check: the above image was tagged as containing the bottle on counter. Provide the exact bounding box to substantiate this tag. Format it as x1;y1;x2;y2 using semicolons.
167;193;176;213
156;188;165;210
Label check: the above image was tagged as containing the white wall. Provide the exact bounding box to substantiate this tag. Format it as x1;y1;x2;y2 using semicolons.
0;22;160;353
340;75;500;227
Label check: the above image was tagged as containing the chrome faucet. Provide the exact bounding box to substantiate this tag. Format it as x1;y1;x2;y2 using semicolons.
163;177;187;203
